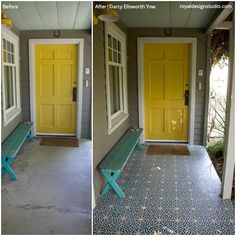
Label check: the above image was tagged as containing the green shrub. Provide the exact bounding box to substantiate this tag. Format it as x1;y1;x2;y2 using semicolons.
207;139;224;160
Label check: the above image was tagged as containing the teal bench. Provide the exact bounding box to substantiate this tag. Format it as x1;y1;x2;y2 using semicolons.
99;128;143;198
1;122;34;180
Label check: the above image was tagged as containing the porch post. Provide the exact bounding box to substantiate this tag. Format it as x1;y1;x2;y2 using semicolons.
203;34;212;146
221;14;235;199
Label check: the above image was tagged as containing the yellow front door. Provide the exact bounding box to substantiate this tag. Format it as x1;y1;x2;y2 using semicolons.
35;44;77;135
144;43;190;141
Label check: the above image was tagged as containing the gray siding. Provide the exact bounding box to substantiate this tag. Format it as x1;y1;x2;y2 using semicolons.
1;28;22;142
93;22;129;201
1;114;22;142
127;28;207;145
19;30;91;139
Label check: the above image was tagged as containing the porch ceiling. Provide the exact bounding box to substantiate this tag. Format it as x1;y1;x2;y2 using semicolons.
116;1;222;28
2;1;91;30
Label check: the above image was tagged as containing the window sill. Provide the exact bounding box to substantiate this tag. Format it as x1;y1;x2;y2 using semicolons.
4;108;21;127
108;112;129;135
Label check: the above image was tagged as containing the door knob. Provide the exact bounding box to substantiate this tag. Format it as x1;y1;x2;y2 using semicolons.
72;87;77;102
184;90;189;106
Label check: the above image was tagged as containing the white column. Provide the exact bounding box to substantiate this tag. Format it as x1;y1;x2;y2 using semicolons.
92;185;96;208
221;24;235;199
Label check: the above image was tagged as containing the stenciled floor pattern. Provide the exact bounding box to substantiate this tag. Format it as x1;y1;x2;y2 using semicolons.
93;145;235;235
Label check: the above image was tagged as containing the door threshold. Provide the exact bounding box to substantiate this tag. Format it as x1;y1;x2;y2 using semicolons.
36;134;76;138
145;140;188;144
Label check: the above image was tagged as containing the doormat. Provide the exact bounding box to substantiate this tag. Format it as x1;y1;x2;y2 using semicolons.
40;137;79;147
146;145;190;156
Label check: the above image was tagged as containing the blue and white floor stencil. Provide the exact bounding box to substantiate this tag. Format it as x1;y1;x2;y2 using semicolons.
93;145;235;235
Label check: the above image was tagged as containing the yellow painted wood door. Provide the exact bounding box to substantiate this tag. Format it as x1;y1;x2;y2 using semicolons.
144;43;190;141
35;44;77;135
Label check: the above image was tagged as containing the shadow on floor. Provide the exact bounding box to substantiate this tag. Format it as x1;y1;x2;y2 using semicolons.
2;139;92;235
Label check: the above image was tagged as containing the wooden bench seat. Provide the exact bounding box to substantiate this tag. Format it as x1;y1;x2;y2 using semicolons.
99;128;143;198
1;122;33;180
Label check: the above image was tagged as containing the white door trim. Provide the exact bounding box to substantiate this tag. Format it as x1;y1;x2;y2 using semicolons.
137;37;197;145
29;38;84;138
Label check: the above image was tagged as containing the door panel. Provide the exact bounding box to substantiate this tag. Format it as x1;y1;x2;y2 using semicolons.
149;108;165;133
144;43;189;141
40;64;54;96
58;104;73;127
169;64;185;100
35;44;77;134
58;64;73;96
41;104;54;127
149;63;165;100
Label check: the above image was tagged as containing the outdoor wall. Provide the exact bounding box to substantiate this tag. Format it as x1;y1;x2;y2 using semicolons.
1;28;22;142
1;115;22;142
19;30;91;139
93;21;129;201
127;28;207;145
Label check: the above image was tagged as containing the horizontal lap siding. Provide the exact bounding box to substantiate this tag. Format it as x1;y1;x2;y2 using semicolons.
93;22;129;201
1;115;22;142
19;30;91;139
127;28;207;145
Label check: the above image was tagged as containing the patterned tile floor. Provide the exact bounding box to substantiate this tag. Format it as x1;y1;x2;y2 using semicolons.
93;145;235;235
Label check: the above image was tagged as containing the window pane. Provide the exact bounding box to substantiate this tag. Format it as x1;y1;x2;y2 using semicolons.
7;41;11;52
4;66;14;109
118;41;121;52
7;52;12;63
3;39;6;50
113;38;117;50
3;51;7;62
11;53;14;64
108;48;112;61
113;51;118;63
118;53;121;63
10;42;14;53
108;35;112;47
109;65;120;115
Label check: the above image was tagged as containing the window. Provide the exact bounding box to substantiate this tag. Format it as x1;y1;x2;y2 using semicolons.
2;27;21;126
105;23;128;134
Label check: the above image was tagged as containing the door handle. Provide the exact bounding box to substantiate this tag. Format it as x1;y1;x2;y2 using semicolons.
184;90;189;106
72;87;77;102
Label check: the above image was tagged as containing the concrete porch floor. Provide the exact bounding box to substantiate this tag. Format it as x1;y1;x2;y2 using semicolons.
2;138;91;235
93;145;235;235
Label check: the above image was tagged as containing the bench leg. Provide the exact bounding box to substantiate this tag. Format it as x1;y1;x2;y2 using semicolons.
101;170;125;198
136;139;143;150
1;158;17;180
27;132;34;142
1;157;14;176
101;172;120;195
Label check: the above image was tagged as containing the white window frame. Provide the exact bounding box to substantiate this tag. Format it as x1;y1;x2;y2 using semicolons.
105;22;128;135
1;26;21;127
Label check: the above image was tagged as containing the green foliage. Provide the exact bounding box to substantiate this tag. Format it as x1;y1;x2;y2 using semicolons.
208;99;226;143
207;139;224;160
211;30;229;67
